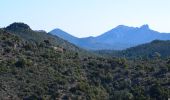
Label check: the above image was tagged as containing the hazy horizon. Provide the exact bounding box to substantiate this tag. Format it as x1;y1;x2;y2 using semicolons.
1;0;170;37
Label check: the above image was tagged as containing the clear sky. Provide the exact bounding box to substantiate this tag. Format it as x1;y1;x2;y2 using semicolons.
0;0;170;37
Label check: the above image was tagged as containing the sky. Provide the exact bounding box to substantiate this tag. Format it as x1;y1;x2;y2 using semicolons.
0;0;170;37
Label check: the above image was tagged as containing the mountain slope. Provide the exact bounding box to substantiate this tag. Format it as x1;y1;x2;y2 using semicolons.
50;28;79;43
4;23;84;53
50;25;170;50
95;40;170;59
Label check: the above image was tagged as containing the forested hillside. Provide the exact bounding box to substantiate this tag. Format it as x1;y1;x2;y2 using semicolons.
5;23;84;53
0;23;170;100
95;40;170;59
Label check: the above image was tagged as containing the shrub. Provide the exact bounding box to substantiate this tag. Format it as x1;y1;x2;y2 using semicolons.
15;58;27;68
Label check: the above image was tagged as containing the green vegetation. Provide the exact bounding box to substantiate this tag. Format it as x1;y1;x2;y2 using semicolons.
0;23;169;100
95;40;170;59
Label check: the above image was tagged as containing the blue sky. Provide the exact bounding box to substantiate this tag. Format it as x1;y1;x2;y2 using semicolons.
0;0;170;37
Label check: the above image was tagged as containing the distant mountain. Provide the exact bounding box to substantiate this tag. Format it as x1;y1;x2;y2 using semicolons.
49;25;170;50
50;28;79;43
50;29;107;50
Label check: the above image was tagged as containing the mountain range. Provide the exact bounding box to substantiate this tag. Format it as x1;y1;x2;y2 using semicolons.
50;25;170;50
0;22;170;99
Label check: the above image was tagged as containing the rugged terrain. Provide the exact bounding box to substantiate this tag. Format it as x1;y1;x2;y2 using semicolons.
0;23;169;100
